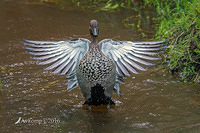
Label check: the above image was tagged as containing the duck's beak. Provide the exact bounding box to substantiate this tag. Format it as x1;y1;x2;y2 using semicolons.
93;28;98;37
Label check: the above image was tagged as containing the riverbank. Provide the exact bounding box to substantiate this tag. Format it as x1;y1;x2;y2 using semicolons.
145;0;200;83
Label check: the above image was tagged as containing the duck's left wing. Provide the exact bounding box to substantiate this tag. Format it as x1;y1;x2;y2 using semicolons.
98;39;166;77
24;38;90;75
23;38;90;91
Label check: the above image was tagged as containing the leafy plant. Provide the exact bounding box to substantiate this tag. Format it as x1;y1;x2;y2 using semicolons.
145;0;200;83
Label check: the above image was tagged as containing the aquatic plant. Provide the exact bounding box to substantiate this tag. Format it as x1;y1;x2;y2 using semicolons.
38;0;134;11
145;0;200;83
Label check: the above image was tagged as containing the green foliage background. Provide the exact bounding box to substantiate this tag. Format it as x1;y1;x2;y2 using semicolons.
145;0;200;82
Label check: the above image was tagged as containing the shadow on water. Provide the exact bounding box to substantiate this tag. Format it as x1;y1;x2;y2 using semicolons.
0;0;200;132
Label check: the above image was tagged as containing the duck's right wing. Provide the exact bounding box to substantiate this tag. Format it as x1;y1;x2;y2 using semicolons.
98;39;166;95
98;39;166;77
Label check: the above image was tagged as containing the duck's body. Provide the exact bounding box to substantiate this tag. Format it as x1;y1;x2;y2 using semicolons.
77;39;116;106
76;20;116;107
23;20;166;110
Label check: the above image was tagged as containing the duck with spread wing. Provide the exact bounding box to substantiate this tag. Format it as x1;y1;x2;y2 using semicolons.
23;20;166;110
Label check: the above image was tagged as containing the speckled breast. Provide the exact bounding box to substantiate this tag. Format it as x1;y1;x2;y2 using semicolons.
78;46;114;85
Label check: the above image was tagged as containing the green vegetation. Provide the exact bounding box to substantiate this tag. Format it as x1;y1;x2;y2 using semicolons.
145;0;200;83
27;0;200;82
0;80;2;89
39;0;134;11
71;0;133;11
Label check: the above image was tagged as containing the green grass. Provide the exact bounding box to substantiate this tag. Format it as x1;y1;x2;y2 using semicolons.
0;80;2;88
145;0;200;83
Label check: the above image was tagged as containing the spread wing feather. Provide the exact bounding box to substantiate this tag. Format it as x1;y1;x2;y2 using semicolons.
24;38;166;94
23;38;90;91
98;39;166;77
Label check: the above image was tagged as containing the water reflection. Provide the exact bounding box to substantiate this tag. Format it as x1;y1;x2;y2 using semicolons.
0;0;200;132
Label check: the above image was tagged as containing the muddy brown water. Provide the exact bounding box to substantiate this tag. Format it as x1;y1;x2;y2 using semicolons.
0;1;200;132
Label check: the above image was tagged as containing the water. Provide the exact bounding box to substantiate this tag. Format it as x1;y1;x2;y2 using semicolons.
0;1;200;132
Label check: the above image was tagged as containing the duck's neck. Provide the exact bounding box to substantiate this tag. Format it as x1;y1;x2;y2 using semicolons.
89;36;98;49
91;36;97;44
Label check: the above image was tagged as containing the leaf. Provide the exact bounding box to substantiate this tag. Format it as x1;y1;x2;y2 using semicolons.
111;3;119;9
194;48;200;54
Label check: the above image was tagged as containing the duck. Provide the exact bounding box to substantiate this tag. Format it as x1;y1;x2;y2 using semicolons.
23;19;166;110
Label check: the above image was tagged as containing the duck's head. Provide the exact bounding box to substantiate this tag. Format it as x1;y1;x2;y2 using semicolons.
89;20;99;37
